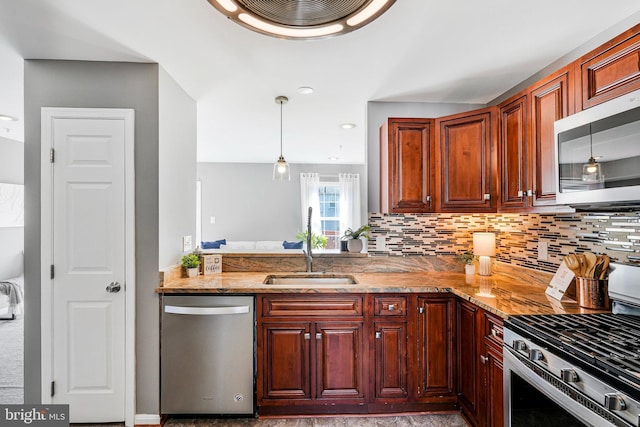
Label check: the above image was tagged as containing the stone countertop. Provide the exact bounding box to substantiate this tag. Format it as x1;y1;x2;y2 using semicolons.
157;267;608;319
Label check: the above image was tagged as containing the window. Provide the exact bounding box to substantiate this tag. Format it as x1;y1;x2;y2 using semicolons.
318;183;340;249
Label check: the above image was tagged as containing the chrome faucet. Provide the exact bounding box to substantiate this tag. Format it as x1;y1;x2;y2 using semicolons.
304;206;313;272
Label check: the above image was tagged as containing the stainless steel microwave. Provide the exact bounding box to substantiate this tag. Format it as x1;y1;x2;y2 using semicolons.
554;88;640;208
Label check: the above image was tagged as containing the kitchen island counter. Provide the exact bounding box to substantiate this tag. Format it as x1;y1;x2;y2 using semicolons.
157;264;605;318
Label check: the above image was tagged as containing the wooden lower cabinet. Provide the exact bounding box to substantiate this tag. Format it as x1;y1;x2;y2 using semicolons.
457;298;505;427
257;293;458;415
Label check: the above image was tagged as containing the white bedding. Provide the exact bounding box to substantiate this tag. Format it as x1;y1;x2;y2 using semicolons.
0;274;24;317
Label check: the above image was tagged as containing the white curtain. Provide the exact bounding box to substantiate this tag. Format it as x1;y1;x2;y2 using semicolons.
339;173;361;237
300;173;321;235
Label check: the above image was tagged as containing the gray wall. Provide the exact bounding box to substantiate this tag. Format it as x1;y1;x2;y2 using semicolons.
366;101;485;211
198;162;367;242
24;60;160;415
158;68;197;269
0;136;24;279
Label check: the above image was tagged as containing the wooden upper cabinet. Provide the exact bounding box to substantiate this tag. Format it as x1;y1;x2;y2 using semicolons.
528;67;574;208
498;94;529;211
380;118;435;213
436;107;497;212
577;23;640;110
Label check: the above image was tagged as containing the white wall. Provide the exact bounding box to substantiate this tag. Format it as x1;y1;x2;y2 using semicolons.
0;136;24;279
158;68;197;269
198;162;367;242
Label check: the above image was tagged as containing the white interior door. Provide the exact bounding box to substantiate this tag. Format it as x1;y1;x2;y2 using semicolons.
41;108;135;424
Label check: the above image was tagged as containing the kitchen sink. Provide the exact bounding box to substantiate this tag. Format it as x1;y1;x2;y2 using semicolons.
263;274;358;285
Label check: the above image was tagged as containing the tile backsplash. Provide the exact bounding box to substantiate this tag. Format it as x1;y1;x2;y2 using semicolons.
368;211;640;274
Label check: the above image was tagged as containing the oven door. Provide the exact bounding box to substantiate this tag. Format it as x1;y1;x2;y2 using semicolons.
503;348;618;427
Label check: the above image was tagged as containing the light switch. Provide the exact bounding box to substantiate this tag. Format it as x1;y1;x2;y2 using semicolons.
183;235;192;252
375;236;386;251
538;241;548;261
210;216;216;224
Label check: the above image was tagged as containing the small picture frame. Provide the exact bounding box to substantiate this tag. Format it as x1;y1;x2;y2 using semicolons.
200;254;222;275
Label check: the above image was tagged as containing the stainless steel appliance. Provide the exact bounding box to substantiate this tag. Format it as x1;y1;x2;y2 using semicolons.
554;88;640;208
161;295;255;415
503;264;640;426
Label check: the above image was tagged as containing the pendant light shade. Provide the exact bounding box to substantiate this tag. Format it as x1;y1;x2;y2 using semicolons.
273;96;290;181
582;124;602;182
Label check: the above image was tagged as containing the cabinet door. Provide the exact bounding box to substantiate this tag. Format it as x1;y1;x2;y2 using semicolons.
315;322;365;400
456;300;480;423
499;95;529;211
437;108;497;212
416;296;455;399
529;68;573;207
380;118;435;213
259;322;311;400
373;321;408;400
483;344;504;427
577;25;640;110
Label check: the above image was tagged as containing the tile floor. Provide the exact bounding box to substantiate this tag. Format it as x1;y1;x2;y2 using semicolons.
75;414;467;427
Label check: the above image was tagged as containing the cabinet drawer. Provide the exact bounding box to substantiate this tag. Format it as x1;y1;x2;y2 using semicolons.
483;312;504;348
260;295;363;317
373;296;407;316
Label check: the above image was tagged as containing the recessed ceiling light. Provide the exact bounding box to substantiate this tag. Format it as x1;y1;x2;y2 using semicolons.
340;123;356;129
208;0;396;40
297;86;314;95
0;114;18;122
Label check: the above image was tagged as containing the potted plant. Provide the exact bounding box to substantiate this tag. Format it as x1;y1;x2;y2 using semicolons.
458;249;477;275
341;225;370;253
181;253;201;278
295;231;328;250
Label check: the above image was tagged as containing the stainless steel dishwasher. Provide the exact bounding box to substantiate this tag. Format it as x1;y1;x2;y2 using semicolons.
161;295;255;415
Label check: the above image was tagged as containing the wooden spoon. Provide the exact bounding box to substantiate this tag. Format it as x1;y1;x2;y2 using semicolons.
599;255;610;279
584;252;597;278
564;254;581;277
576;254;587;277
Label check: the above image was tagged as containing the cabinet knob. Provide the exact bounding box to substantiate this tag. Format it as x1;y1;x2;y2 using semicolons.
517;190;524;198
388;304;395;311
480;355;487;364
425;195;432;203
527;189;533;197
304;333;310;340
483;193;491;200
315;333;322;340
375;332;382;339
418;307;425;314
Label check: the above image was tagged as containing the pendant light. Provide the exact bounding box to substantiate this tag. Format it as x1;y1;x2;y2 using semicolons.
582;123;602;182
273;95;290;181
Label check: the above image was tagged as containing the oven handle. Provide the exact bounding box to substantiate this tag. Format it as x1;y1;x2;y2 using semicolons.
164;305;250;316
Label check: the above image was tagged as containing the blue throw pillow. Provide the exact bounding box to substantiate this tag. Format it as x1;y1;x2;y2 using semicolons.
283;240;303;249
201;239;226;249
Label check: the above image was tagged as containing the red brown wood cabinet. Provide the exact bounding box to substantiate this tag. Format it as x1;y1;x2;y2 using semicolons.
257;293;457;416
380;118;436;213
257;295;366;415
456;298;504;427
436;107;498;213
576;24;640;110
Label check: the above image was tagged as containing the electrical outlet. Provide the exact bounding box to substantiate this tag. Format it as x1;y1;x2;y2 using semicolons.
538;241;548;261
210;216;216;224
375;236;386;251
183;235;192;252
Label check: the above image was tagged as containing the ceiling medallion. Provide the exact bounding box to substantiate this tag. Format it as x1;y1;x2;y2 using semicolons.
208;0;396;40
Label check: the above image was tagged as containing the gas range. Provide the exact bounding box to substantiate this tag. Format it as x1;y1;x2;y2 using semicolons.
503;263;640;427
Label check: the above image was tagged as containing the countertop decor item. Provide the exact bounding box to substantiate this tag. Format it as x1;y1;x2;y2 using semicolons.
181;253;201;278
562;252;610;309
458;249;477;275
473;232;496;276
342;225;370;253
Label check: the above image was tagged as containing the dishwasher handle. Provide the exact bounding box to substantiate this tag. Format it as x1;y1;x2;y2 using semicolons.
164;305;250;316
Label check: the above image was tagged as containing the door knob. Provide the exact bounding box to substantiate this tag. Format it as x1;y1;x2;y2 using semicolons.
106;281;121;293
